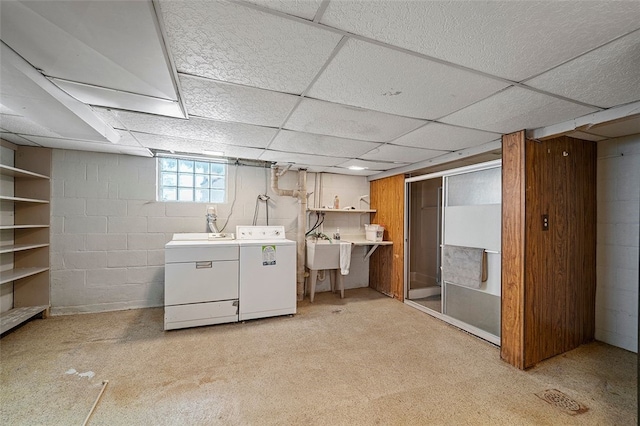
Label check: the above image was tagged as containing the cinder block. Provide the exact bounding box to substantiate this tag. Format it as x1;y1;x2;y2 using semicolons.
127;233;167;250
64;180;110;198
51;197;85;216
51;234;85;252
107;216;147;233
107;250;147;268
64;216;107;234
126;266;164;284
63;251;108;269
86;268;127;287
86;199;127;217
147;250;166;266
165;203;204;217
118;182;156;200
147;216;201;233
128;200;165;217
86;234;127;251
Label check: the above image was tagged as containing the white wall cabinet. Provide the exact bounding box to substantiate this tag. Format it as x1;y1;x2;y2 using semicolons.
0;144;51;334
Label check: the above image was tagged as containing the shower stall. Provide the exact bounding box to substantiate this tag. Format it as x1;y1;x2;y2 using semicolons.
405;160;502;345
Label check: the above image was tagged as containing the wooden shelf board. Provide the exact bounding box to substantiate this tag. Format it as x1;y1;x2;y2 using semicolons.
0;164;50;180
0;243;49;254
0;195;49;204
0;267;49;285
0;225;50;230
307;208;376;213
0;305;49;334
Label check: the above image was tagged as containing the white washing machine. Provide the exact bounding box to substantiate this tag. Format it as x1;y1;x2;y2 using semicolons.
236;226;296;321
164;233;238;330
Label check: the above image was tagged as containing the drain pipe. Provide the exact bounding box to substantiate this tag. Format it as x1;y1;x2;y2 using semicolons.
271;165;308;301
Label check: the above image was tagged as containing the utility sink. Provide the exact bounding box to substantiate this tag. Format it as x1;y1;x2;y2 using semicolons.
306;239;340;270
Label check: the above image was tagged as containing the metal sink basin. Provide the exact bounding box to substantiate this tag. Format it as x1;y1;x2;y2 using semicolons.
305;239;339;270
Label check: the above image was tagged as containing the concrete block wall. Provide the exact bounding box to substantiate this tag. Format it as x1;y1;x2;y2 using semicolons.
50;149;370;314
596;134;639;353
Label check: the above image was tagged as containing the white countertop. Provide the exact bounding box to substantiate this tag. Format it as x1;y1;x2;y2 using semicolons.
340;234;393;246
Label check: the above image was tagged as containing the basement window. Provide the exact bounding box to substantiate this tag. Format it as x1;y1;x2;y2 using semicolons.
157;156;226;202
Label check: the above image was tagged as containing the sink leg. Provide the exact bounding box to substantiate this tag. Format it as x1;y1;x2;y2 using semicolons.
309;269;318;303
330;270;336;293
337;272;344;299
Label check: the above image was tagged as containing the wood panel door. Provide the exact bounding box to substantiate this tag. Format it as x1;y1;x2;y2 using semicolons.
502;133;596;369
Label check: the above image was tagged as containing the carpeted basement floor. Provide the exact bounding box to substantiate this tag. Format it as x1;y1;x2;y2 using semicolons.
0;288;637;425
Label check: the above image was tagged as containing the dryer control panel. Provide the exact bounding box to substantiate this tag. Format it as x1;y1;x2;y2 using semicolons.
236;226;286;240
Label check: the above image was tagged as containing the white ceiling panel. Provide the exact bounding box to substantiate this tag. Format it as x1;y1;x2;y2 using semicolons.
337;159;408;171
20;135;152;156
52;79;185;118
92;107;125;129
393;123;501;151
285;98;425;142
588;116;640;138
259;150;346;167
566;131;607;142
159;0;341;94
360;144;443;163
0;105;17;115
321;167;379;177
440;87;598;134
308;38;509;119
132;132;266;159
0;132;41;146
103;110;277;148
244;0;322;20
526;31;640;108
320;1;640;81
179;74;299;126
0;114;61;137
0;0;178;99
269;129;381;157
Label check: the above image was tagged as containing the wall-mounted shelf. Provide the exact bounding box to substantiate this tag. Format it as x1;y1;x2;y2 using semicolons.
0;145;51;335
307;208;376;214
0;225;50;230
0;195;49;204
0;244;50;254
0;267;50;285
0;305;49;334
0;164;50;180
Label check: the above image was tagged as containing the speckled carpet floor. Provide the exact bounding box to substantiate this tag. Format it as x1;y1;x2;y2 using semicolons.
1;288;636;425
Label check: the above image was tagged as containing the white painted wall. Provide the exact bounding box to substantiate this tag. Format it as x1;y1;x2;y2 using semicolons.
596;134;639;353
50;149;370;314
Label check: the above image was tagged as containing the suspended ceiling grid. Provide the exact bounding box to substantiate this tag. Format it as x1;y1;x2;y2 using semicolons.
0;0;639;176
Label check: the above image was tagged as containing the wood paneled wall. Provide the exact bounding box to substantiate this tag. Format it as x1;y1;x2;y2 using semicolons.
502;132;597;369
369;174;405;300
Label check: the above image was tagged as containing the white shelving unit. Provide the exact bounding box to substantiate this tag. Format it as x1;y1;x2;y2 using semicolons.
307;207;376;214
0;145;51;334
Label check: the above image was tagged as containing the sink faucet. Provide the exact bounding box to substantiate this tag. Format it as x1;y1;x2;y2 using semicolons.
206;206;220;233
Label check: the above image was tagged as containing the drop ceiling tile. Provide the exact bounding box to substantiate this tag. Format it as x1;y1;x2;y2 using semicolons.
394;123;501;151
336;159;407;172
245;0;322;20
0;105;17;115
0;114;61;137
132;132;266;160
440;87;598;134
259;150;346;167
52;79;185;118
587;116;640;138
269;130;382;157
321;1;640;81
19;135;152;156
0;132;41;146
285;98;425;142
566;131;607;142
361;144;443;163
308;38;509;119
106;110;277;148
1;0;178;99
526;31;640;108
159;0;341;93
92;107;125;129
179;74;299;127
322;167;379;177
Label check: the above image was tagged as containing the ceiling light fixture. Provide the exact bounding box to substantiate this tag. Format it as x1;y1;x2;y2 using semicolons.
348;166;367;170
203;150;224;157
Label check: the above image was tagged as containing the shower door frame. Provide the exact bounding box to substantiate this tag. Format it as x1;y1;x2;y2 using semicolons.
404;159;502;346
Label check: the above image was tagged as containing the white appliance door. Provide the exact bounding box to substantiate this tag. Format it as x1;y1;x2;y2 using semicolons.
165;260;238;305
239;242;296;320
